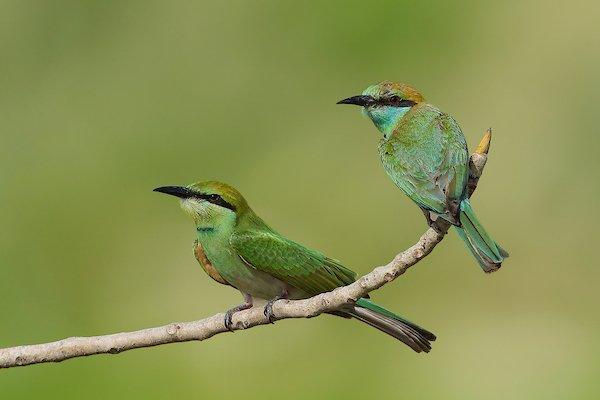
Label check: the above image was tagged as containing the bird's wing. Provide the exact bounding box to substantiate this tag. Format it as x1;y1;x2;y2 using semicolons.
230;229;356;297
435;113;469;202
380;112;468;215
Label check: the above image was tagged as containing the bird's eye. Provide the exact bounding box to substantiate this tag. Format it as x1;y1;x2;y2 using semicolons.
389;95;401;104
200;193;219;202
200;193;236;212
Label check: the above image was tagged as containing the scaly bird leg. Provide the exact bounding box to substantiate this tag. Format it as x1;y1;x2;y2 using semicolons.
224;293;253;331
264;289;289;324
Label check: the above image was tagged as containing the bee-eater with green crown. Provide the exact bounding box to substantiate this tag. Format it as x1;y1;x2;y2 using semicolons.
338;82;508;272
154;181;435;352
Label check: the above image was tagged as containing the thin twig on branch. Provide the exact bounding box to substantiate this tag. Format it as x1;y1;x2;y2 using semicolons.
0;130;493;369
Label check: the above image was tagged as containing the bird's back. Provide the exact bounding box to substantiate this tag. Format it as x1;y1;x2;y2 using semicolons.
378;103;469;214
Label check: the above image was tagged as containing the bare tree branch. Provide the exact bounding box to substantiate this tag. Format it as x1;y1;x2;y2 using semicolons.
0;130;493;369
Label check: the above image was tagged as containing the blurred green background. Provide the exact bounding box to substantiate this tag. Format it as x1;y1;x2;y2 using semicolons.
1;1;598;398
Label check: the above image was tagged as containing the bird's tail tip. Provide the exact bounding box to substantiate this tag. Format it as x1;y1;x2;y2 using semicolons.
351;299;435;353
458;199;508;273
480;244;509;273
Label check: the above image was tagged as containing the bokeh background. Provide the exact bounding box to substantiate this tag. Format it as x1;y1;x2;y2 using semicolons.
1;1;598;399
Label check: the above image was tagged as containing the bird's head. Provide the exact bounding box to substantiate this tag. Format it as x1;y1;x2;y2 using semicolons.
338;81;424;136
154;181;248;232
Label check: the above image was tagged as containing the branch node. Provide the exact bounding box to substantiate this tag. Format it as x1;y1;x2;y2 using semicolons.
166;323;180;336
320;297;332;308
384;271;396;282
414;247;425;259
358;276;370;289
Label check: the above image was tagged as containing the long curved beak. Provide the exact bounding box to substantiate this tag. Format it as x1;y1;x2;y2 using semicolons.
336;95;375;107
153;186;195;199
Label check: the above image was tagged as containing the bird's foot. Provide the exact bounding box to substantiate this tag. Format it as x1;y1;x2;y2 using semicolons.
447;200;461;226
224;294;253;331
421;208;443;233
429;220;446;235
223;310;237;331
421;207;454;234
263;290;288;324
263;301;277;324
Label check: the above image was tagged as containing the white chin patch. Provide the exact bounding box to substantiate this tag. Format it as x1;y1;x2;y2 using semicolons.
180;198;206;218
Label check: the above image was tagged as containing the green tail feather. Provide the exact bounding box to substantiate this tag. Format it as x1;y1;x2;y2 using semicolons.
355;298;436;341
455;198;508;273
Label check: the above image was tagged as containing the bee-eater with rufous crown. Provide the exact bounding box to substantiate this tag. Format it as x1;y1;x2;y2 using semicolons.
154;181;435;352
338;82;508;272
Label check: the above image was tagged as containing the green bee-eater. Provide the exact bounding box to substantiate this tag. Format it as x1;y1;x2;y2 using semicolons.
154;181;435;352
338;82;508;272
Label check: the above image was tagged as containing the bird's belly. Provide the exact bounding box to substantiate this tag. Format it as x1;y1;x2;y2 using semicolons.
225;265;306;300
224;262;325;301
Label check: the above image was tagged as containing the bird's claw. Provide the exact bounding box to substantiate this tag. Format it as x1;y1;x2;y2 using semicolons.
223;295;253;331
224;310;236;332
263;300;277;324
263;290;288;323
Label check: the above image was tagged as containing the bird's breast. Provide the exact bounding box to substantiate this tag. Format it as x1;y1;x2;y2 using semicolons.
194;241;231;286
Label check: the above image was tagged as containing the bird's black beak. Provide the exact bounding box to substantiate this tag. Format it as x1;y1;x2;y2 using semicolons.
153;186;195;199
337;95;375;107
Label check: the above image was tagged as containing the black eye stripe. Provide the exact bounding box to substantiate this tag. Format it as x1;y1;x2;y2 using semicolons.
378;96;416;107
197;193;236;212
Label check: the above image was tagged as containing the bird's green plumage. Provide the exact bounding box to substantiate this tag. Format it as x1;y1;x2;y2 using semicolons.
455;198;508;268
378;104;469;217
231;229;356;296
341;81;507;272
155;181;435;352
